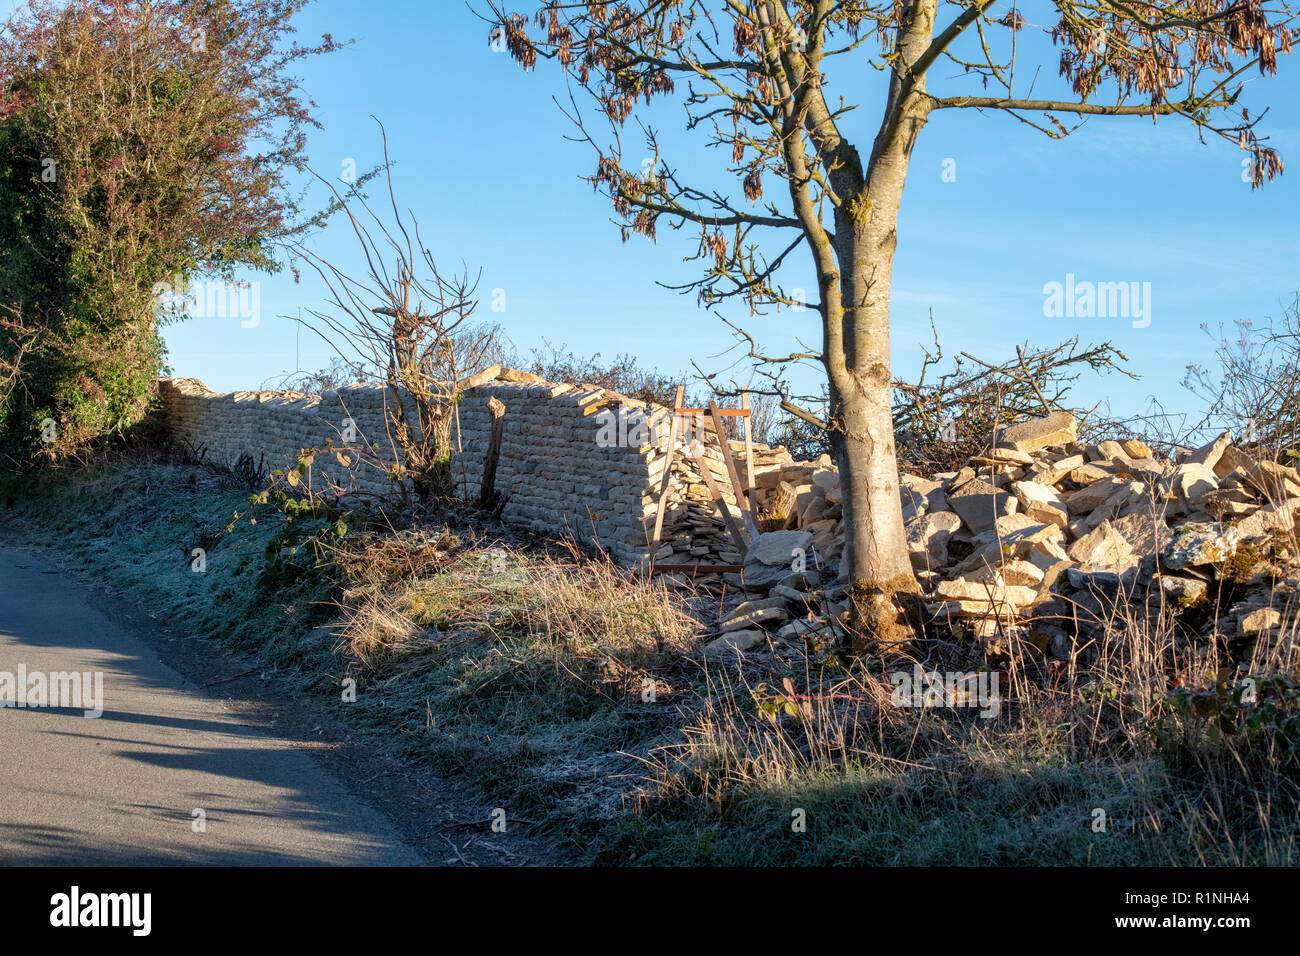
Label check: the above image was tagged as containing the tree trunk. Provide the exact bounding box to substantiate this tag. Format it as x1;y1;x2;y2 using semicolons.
827;224;924;652
423;422;456;502
400;405;455;507
831;366;920;652
826;3;935;651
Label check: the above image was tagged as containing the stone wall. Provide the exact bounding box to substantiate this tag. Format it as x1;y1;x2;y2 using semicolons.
158;375;684;562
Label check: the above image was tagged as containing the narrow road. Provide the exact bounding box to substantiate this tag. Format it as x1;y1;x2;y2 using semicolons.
0;545;423;865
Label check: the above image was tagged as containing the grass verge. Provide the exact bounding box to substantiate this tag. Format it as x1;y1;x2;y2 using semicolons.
5;452;1298;864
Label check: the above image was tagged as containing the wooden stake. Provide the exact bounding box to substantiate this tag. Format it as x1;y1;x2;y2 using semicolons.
688;440;749;555
708;401;759;541
478;396;507;514
648;386;686;555
649;563;744;575
673;407;750;416
741;389;755;510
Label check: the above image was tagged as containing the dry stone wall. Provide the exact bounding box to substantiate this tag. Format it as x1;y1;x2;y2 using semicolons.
157;375;799;566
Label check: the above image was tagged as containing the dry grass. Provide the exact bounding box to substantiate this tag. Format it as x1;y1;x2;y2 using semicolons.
330;534;702;670
256;488;1300;863
10;452;1299;864
612;507;1300;863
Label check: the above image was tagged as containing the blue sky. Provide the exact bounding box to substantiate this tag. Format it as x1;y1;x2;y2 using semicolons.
15;1;1300;423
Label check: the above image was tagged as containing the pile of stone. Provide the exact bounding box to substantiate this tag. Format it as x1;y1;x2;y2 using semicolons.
908;413;1299;637
651;431;793;568
703;410;1300;658
653;448;846;587
750;455;845;562
705;528;835;657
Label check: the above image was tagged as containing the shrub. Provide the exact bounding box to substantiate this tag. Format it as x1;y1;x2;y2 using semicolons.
0;0;341;464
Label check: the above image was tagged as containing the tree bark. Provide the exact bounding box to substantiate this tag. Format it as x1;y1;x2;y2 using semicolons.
823;0;937;650
828;216;924;651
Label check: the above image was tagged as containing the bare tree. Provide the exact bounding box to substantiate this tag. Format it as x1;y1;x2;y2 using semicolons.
892;326;1133;473
1185;294;1300;459
485;0;1292;647
291;124;502;508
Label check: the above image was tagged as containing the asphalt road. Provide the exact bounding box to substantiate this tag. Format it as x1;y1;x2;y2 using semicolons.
0;545;424;865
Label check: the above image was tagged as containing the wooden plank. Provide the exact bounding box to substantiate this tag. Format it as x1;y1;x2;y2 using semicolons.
708;401;759;541
675;407;750;417
648;385;686;553
478;396;507;513
741;390;755;510
650;563;744;575
688;442;749;555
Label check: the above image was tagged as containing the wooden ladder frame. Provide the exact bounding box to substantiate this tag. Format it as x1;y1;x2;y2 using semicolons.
648;387;759;575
